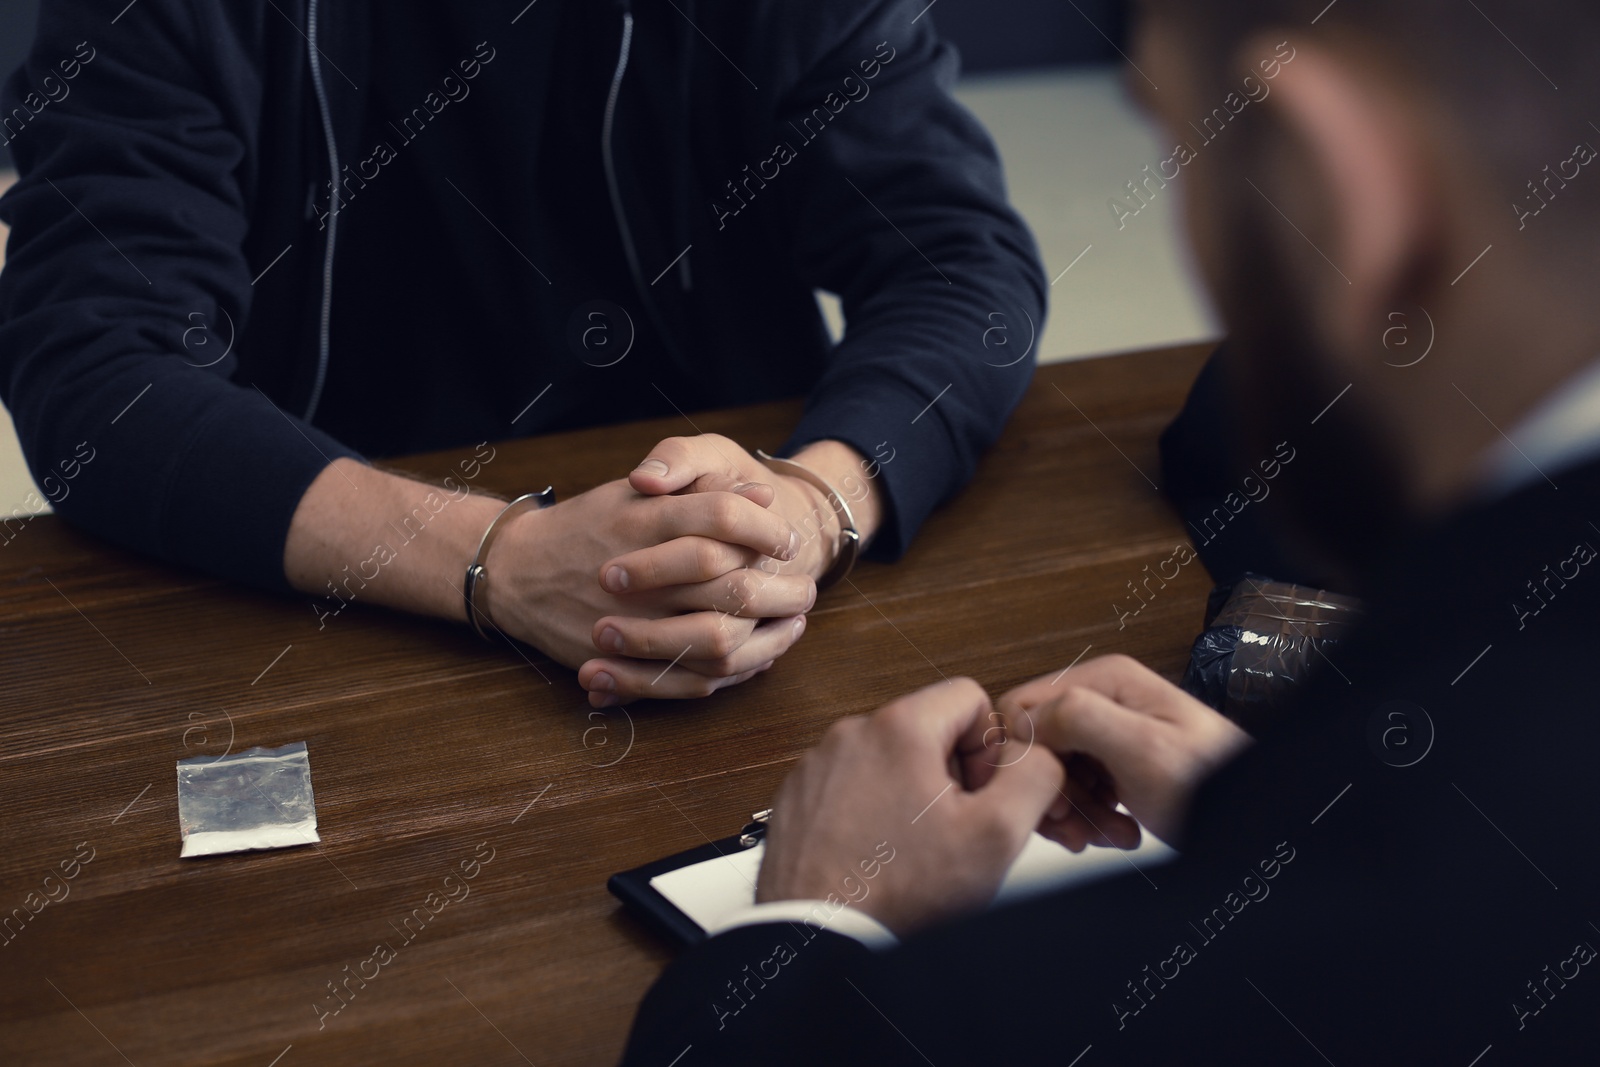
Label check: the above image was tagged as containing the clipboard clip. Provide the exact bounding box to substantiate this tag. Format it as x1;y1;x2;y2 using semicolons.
738;808;772;848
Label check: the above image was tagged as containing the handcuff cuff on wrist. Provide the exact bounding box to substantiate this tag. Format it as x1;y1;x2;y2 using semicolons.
462;487;555;641
755;449;860;592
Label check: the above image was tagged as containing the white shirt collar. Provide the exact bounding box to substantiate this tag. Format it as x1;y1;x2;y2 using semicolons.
1480;359;1600;498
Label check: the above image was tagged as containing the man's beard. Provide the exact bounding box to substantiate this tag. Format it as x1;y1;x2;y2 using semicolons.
1211;190;1416;592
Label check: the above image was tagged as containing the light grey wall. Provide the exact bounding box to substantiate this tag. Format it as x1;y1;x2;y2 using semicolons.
0;0;40;171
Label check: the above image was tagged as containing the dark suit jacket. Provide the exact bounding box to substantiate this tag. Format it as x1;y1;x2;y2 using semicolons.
621;458;1600;1064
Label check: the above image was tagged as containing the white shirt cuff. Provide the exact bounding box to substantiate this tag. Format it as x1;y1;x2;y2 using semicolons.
708;899;899;950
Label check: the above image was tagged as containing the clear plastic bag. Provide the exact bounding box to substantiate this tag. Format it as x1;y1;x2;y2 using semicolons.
176;741;320;859
1181;575;1363;734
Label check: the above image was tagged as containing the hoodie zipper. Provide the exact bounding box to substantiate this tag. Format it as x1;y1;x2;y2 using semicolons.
303;0;684;419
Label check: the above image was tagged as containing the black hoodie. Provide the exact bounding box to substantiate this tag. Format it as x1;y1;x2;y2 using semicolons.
0;0;1045;592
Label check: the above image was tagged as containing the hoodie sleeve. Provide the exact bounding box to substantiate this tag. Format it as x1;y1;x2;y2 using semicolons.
0;0;359;592
775;0;1047;560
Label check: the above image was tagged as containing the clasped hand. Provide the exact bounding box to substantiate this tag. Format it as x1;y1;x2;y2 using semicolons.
755;656;1251;936
487;434;844;707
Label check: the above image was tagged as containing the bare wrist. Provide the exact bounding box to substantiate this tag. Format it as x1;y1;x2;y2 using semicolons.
286;458;510;624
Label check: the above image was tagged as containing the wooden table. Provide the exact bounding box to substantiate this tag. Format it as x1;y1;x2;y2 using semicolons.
0;343;1215;1067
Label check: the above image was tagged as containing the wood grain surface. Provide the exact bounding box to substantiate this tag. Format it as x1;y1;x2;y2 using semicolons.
0;343;1215;1067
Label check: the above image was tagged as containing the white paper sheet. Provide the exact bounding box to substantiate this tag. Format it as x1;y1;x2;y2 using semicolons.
650;830;1176;934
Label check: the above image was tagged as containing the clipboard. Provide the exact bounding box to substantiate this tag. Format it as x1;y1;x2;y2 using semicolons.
609;809;1178;949
607;810;772;947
